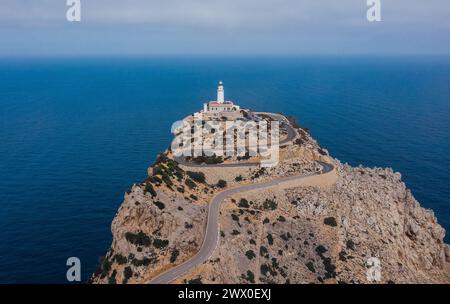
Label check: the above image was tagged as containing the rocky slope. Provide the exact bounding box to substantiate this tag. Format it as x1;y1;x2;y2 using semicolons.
91;118;450;284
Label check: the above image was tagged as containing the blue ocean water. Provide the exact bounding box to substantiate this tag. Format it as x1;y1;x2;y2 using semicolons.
0;56;449;283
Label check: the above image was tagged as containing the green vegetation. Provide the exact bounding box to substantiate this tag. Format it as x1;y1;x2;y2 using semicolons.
277;215;286;222
235;175;243;182
131;257;151;267
189;194;198;201
187;277;203;284
123;266;133;284
153;238;169;249
170;249;180;263
324;217;337;227
185;178;197;189
231;230;241;235
125;231;152;247
245;250;256;260
238;198;250;208
147;175;162;185
176;186;185;193
114;254;127;265
153;201;165;210
267;233;274;245
260;246;268;256
241;270;255;283
252;168;266;179
263;199;277;210
144;182;157;197
186;171;206;183
216;179;227;188
102;257;112;273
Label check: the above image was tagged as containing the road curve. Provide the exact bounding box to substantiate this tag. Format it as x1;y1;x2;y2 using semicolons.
148;161;334;284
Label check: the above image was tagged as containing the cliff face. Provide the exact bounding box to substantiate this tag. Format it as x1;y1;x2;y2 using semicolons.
91;121;450;284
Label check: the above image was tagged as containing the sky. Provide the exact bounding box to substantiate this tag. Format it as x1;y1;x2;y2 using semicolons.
0;0;449;56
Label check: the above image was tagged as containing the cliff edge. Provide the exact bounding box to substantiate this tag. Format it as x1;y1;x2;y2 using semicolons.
90;113;450;284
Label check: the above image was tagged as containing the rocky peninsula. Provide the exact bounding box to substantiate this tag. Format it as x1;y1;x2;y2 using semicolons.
90;111;450;284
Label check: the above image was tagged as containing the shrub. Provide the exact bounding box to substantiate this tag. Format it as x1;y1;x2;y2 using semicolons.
114;254;127;265
231;230;240;235
238;199;250;208
305;261;315;273
131;257;151;267
267;233;274;245
235;175;243;182
176;187;185;193
144;183;157;197
108;270;117;284
123;266;133;284
102;258;112;273
153;201;165;210
260;264;270;276
153;238;169;249
277;216;286;222
125;231;152;247
245;250;256;260
242;270;255;283
252;168;266;179
162;174;173;187
318;148;328;156
187;277;203;284
186;171;206;183
263;199;277;210
231;214;239;221
170;249;180;263
260;246;268;256
189;194;198;201
185;178;197;189
324;217;337;227
147;176;161;184
216;179;227;188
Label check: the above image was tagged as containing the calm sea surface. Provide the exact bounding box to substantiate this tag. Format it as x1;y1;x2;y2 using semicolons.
0;56;449;283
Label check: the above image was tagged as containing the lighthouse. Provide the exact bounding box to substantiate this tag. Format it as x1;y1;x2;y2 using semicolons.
202;81;240;118
217;81;225;103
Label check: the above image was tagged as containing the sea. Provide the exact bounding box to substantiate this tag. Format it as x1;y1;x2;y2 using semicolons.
0;56;449;283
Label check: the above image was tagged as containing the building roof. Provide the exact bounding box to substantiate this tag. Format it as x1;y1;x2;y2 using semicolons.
208;101;234;107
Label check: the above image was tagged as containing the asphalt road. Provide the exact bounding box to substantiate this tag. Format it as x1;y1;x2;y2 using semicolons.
148;161;333;284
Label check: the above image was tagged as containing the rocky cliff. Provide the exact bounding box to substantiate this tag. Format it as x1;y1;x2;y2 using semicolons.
90;117;450;284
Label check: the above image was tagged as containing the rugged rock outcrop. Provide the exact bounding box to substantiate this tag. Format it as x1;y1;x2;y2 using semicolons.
91;117;450;284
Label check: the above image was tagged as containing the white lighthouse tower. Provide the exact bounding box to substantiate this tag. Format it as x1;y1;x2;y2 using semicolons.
217;81;225;103
202;81;240;117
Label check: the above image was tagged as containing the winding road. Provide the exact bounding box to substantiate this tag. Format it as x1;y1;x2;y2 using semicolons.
148;161;334;284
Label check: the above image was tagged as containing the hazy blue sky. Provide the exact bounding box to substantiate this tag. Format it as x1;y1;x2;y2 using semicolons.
1;0;449;56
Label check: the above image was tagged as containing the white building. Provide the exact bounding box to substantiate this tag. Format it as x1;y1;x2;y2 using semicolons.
203;81;240;114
